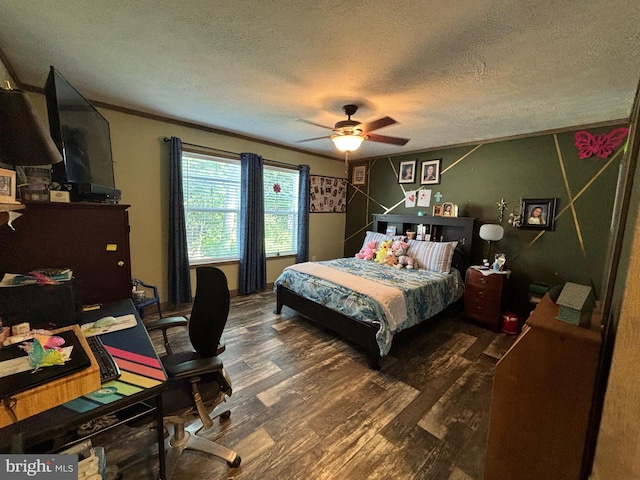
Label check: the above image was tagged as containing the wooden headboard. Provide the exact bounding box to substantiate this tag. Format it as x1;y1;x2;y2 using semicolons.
372;213;476;260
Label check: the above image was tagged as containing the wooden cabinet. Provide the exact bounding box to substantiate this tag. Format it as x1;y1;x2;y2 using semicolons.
0;201;132;305
484;295;602;480
463;267;507;330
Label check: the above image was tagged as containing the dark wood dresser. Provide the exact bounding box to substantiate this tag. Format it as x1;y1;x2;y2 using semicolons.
463;267;508;330
484;294;602;480
0;201;132;305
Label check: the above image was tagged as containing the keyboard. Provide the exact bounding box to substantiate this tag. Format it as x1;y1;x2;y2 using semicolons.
86;335;121;384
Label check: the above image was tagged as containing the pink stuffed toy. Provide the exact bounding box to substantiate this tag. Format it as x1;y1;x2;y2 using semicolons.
355;240;377;261
390;240;415;269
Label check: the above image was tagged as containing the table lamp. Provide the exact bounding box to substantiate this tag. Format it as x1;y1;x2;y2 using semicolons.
479;224;504;263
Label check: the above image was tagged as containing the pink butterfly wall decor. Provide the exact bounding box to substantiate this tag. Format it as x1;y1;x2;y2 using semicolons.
574;127;629;159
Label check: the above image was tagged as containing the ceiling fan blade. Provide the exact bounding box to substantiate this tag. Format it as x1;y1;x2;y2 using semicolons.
358;116;397;133
296;135;332;143
297;119;334;130
366;133;410;146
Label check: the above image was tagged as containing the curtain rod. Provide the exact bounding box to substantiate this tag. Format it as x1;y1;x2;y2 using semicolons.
163;137;302;169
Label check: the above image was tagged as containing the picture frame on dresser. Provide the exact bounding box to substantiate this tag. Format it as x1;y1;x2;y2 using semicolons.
0;168;19;204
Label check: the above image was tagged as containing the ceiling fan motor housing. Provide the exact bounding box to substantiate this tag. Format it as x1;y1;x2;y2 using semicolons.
334;119;362;134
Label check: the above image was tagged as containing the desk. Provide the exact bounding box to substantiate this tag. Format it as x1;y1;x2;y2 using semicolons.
0;299;167;479
484;295;601;480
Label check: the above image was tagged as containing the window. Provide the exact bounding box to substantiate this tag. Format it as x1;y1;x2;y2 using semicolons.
264;166;299;256
182;151;299;263
182;152;240;263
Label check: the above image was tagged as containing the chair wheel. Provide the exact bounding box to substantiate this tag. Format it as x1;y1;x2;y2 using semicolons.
228;455;241;468
220;410;231;420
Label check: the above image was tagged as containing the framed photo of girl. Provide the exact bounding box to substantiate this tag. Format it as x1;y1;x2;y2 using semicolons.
441;201;458;217
520;198;557;231
420;159;442;185
0;168;19;204
398;160;416;184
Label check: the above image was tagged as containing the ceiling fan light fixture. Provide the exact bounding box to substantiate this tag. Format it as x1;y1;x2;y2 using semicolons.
331;133;365;152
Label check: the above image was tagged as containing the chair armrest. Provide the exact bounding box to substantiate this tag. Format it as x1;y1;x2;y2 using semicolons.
166;356;224;379
136;279;157;290
145;316;188;332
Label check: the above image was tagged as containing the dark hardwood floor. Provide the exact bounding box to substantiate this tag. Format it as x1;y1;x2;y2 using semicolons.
94;290;516;480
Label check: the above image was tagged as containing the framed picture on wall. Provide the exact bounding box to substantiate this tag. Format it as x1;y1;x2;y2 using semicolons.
398;160;416;184
0;168;19;204
310;175;347;213
519;198;557;231
352;164;366;186
420;159;442;185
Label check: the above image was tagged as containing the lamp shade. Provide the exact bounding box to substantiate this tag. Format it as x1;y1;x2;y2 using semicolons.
0;88;62;166
479;224;504;242
331;133;365;152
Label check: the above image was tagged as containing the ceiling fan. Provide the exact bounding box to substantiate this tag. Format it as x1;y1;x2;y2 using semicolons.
298;104;410;152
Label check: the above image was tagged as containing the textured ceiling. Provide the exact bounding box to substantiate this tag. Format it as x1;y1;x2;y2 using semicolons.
1;0;639;160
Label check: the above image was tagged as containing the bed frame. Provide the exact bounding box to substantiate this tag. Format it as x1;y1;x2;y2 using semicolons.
275;214;476;369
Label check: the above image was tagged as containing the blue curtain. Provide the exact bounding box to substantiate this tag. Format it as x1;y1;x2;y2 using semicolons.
296;164;310;263
239;153;266;294
168;137;192;305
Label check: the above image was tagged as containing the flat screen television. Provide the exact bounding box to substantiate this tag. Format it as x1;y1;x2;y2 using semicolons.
45;66;120;202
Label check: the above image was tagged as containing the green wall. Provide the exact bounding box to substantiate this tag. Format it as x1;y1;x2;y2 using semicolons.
345;125;628;314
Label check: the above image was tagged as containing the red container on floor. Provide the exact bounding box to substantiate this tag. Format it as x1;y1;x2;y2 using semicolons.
501;312;520;335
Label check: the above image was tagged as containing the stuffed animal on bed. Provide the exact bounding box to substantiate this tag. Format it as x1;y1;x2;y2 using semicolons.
390;240;415;269
355;240;377;261
374;240;393;263
382;249;399;267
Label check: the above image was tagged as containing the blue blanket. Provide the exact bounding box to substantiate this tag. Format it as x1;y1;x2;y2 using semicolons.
274;258;464;356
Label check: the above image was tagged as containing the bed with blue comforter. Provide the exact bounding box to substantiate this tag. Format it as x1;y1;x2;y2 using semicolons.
274;257;464;368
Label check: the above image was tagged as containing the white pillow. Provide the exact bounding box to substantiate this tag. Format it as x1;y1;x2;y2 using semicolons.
407;240;458;273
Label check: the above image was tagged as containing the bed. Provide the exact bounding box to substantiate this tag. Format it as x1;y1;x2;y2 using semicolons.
274;214;476;369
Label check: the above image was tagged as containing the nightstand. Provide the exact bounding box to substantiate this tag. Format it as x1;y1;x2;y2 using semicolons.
463;266;508;330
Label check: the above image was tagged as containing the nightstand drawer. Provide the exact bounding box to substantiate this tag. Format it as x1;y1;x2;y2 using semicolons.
465;297;501;320
466;282;502;300
466;270;503;287
463;267;508;331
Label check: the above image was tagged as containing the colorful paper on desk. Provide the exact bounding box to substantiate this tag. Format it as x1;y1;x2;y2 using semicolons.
63;345;165;413
0;329;91;397
81;314;137;337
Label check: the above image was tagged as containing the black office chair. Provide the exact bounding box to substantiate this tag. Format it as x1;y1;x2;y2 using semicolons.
145;267;241;479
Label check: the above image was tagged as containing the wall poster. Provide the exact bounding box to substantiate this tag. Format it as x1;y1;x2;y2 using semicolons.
310;175;347;213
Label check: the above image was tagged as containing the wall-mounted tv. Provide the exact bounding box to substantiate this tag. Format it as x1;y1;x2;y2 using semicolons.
45;66;120;202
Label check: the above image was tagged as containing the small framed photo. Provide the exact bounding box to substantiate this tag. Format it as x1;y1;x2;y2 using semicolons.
0;168;19;204
420;159;442;185
520;198;557;231
433;204;442;216
385;225;397;236
352;164;366;186
398;160;416;184
441;201;458;217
